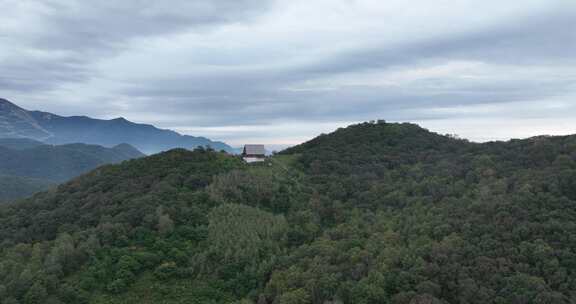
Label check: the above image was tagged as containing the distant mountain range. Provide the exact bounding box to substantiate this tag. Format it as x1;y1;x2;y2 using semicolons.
0;98;233;154
0;138;144;201
0;137;45;150
0;139;144;182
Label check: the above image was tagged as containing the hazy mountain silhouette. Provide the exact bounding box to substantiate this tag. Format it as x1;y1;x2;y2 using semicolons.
0;98;233;154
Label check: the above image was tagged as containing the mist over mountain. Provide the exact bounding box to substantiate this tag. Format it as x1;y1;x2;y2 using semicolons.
0;138;45;150
0;98;233;154
0;99;52;140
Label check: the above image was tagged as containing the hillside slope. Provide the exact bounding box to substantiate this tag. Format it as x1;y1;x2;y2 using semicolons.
0;142;145;201
0;143;144;182
0;122;576;304
0;138;45;150
0;175;54;202
0;99;52;140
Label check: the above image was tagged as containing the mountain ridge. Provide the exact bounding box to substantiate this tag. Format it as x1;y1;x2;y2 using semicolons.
0;142;145;182
0;98;53;140
0;140;145;201
1;122;576;303
0;98;233;154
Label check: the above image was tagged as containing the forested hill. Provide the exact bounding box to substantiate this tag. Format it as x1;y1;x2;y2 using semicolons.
0;142;145;201
1;122;576;304
0;175;54;202
281;122;470;174
0;143;145;182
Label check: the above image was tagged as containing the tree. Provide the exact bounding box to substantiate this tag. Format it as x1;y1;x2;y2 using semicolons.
2;297;20;304
157;207;175;236
23;282;48;304
277;289;311;304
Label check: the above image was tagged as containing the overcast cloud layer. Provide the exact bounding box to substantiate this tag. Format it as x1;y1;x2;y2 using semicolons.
1;0;575;149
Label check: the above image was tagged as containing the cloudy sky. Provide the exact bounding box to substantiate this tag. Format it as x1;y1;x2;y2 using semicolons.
1;0;575;149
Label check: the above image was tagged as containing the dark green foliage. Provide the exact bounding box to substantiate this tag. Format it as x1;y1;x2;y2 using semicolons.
1;122;576;303
0;148;245;303
0;142;144;182
0;142;144;201
0;175;54;202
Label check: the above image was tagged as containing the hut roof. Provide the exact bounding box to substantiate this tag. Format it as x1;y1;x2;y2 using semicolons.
243;144;266;155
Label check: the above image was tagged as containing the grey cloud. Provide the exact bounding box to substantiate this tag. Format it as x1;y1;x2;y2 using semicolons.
304;11;576;76
116;9;576;127
0;56;90;91
0;0;276;92
34;0;275;51
119;75;575;127
2;0;575;145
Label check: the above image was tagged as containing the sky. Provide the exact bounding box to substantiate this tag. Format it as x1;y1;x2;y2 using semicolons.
1;0;575;149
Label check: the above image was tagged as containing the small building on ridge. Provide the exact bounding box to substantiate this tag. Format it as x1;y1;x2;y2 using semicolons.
242;144;266;163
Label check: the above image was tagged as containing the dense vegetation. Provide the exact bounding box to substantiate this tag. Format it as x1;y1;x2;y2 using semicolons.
1;121;576;303
0;175;54;202
0;141;144;201
0;143;144;182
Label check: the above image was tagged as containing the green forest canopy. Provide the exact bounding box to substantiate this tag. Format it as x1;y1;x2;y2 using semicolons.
0;121;576;304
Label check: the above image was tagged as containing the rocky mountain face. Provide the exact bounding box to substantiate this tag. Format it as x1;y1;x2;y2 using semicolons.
0;98;53;140
0;98;233;154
